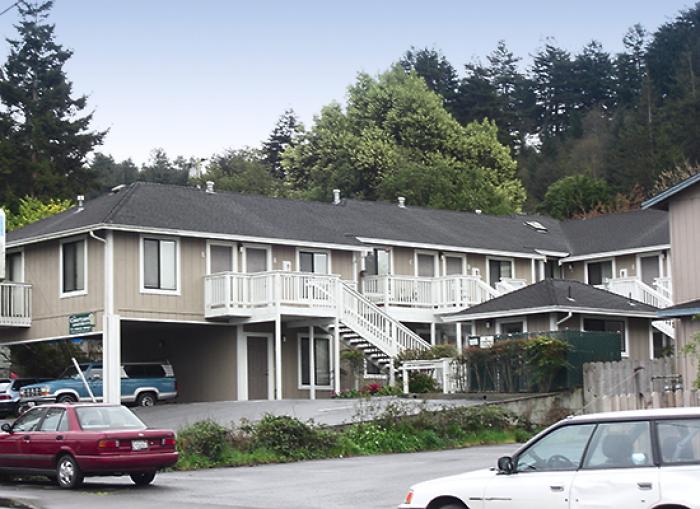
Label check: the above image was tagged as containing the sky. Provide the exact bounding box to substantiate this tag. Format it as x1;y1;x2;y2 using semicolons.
0;0;694;165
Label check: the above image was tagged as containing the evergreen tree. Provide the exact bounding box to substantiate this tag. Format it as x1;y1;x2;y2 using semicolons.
0;1;105;209
262;109;303;180
400;47;460;111
89;153;139;193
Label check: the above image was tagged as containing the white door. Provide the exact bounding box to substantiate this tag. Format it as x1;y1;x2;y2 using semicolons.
571;420;659;509
484;423;596;509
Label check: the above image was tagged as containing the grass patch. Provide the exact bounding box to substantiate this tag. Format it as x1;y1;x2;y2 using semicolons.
174;404;535;471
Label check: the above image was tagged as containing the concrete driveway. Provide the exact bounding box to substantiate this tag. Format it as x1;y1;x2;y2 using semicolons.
0;444;516;509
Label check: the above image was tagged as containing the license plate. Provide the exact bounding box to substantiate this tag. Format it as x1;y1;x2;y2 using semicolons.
132;440;148;451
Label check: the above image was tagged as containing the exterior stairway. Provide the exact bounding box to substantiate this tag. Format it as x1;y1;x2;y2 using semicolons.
603;277;675;339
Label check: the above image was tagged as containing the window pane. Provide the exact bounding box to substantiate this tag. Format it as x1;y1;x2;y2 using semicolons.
445;257;463;275
376;250;390;276
588;261;612;285
7;253;21;282
299;252;313;272
75;240;85;291
210;245;233;273
658;419;700;464
488;259;500;287
246;248;268;272
315;338;331;386
13;408;45;432
160;240;177;290
62;242;76;292
583;421;653;469
365;252;377;275
38;408;65;432
143;239;160;288
300;338;310;386
366;360;382;375
313;253;328;274
500;261;512;279
501;322;523;335
517;424;596;472
417;254;436;277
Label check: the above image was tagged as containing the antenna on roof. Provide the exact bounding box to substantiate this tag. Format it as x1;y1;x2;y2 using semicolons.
76;195;85;212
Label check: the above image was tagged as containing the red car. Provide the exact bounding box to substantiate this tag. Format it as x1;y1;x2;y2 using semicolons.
0;403;178;488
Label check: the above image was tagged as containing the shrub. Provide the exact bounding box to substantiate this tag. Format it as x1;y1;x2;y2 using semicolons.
250;415;337;459
177;420;231;462
524;336;571;391
398;344;457;362
408;372;439;393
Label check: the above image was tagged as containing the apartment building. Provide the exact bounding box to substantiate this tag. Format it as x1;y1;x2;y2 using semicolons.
0;182;674;403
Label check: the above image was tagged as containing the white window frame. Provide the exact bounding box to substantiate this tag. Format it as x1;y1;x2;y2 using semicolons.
206;240;237;275
139;235;181;295
486;256;515;287
295;247;332;274
6;249;24;282
584;257;616;285
297;332;333;390
241;243;272;273
363;358;387;380
495;317;528;335
442;253;467;276
59;236;88;298
580;315;630;358
414;250;439;278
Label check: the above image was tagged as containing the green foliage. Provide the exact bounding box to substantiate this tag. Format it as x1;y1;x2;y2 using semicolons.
249;415;337;460
6;196;72;231
408;372;439;394
397;344;458;362
681;315;700;389
340;348;366;391
177;420;232;463
524;337;572;392
196;148;283;196
540;175;612;219
262;109;304;179
9;340;88;378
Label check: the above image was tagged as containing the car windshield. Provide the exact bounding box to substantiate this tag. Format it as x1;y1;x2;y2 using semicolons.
60;365;90;380
76;406;147;431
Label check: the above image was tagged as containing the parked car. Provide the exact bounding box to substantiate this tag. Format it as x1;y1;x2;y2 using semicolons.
0;403;177;488
399;407;700;509
0;378;50;418
19;362;177;407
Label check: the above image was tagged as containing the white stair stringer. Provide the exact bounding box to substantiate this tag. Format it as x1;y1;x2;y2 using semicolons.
652;319;675;339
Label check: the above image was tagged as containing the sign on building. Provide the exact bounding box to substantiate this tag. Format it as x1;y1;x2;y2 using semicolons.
69;312;96;335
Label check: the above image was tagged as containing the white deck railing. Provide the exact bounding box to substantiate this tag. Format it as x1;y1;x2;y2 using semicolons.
362;274;499;310
494;277;528;295
0;282;32;327
603;277;673;309
654;276;673;302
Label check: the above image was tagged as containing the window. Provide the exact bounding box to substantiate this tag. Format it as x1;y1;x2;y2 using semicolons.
76;406;146;431
444;256;464;276
516;424;595;472
123;364;167;378
366;249;390;276
583;318;626;354
61;239;86;295
299;335;331;387
209;244;234;274
587;260;613;286
299;251;329;274
416;253;437;277
244;246;269;272
657;419;700;464
6;252;22;282
524;220;548;233
38;408;66;432
583;421;653;469
365;359;383;377
488;258;513;288
12;407;45;432
143;237;177;291
499;321;524;335
544;260;561;279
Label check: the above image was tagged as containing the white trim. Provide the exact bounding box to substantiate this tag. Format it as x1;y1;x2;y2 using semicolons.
414;250;439;277
297;331;333;391
648;324;655;360
535;249;569;258
442;253;467;276
236;325;247;401
442;305;658;322
355;237;546;261
581;315;630;358
560;245;671;264
59;236;88;298
584;257;616;285
240;331;274;400
495;317;528;335
121;316;232;326
295;247;332;274
241;243;272;272
139;234;181;295
485;256;515;288
206;240;237;275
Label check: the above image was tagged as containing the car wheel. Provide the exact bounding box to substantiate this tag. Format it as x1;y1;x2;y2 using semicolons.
56;394;77;404
136;392;157;407
56;455;83;489
437;505;466;509
130;472;156;487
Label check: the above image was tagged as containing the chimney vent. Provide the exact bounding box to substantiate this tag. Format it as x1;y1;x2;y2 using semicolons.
333;189;341;205
398;196;406;208
205;181;215;194
77;195;85;211
475;209;482;215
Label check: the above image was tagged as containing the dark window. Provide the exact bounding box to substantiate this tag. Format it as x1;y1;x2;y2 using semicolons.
366;360;382;375
583;318;626;353
13;407;46;432
587;261;613;286
500;321;524;335
545;260;561;279
488;259;513;287
210;245;233;273
6;252;22;282
444;256;463;276
143;238;177;290
299;251;328;274
365;249;390;276
123;364;166;378
657;419;700;464
300;336;331;386
583;421;653;469
38;408;66;432
62;240;85;293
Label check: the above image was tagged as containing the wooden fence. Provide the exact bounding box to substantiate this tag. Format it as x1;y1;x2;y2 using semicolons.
582;357;699;413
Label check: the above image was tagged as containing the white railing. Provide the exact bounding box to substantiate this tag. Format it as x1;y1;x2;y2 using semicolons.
0;283;32;327
362;274;499;310
652;319;675;338
494;277;527;295
604;277;672;309
654;276;673;301
340;282;430;354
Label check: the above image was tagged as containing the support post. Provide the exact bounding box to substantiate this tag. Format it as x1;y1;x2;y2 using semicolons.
456;322;463;352
309;325;316;400
402;366;409;394
102;230;121;404
333;317;341;394
275;315;282;400
236;325;248;401
430;322;436;346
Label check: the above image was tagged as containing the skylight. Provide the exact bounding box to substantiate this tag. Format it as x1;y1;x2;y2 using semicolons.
524;220;548;233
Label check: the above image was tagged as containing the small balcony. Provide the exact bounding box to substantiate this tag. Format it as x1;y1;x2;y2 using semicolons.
0;282;32;327
204;271;340;319
602;277;672;309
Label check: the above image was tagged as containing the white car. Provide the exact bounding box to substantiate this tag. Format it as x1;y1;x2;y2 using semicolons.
400;407;700;509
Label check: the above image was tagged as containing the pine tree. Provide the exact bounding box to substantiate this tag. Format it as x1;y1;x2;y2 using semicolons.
0;1;105;209
262;109;303;179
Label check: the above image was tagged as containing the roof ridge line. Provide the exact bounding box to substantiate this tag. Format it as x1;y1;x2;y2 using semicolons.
102;183;140;224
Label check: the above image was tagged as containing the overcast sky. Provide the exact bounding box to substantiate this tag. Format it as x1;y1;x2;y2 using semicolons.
0;0;693;164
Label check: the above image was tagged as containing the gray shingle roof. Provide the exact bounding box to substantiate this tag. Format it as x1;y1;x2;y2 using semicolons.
7;182;669;257
643;172;700;210
444;279;658;319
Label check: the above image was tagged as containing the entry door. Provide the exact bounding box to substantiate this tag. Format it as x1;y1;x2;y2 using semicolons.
639;255;660;287
247;337;270;400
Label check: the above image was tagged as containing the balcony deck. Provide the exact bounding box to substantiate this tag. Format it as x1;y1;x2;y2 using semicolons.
0;282;32;328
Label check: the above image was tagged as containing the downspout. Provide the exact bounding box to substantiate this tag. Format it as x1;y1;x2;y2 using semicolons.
556;311;573;327
89;230;106;244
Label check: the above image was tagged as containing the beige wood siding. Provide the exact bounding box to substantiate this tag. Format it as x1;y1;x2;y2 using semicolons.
515;258;534;284
527;314;550;333
616;255;637;278
627;317;651;361
467;254;486;278
670;185;700;304
272;246;295;270
332;250;354;281
562;261;585;282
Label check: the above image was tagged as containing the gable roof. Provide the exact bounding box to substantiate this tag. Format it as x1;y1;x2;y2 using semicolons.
442;279;659;321
643;172;700;210
6;182;668;258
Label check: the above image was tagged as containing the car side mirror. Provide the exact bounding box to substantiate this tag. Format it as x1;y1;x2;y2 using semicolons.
497;456;514;474
1;423;12;434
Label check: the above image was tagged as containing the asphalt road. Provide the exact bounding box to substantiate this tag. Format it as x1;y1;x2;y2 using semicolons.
0;444;515;509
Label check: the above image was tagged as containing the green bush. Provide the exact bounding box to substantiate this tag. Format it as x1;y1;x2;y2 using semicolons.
177;420;231;462
250;415;337;459
409;372;439;393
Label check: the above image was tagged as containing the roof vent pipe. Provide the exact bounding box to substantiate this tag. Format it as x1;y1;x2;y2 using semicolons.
398;196;406;208
76;195;84;211
333;189;341;205
475;209;482;215
205;181;215;194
